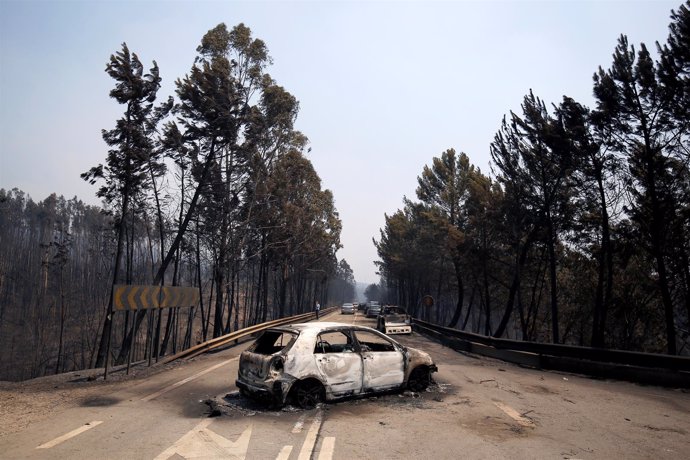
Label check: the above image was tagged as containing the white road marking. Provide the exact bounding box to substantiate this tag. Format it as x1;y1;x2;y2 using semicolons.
36;421;103;449
297;410;323;460
154;419;252;460
276;445;293;460
494;402;535;427
292;414;307;433
142;357;238;401
317;436;335;460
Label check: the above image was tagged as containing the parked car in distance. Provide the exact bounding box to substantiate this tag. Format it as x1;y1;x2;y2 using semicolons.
376;305;412;334
235;322;438;408
341;303;355;314
365;301;381;318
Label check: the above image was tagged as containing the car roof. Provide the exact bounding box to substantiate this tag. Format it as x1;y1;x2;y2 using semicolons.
271;322;377;335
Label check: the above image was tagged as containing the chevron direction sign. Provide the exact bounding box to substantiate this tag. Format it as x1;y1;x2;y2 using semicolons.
113;285;200;311
158;286;200;309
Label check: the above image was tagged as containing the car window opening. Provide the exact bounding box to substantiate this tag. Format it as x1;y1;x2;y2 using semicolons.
251;330;297;355
354;331;397;352
314;331;356;354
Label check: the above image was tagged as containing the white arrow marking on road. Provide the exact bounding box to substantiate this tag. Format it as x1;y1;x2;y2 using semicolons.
154;419;252;460
36;421;103;449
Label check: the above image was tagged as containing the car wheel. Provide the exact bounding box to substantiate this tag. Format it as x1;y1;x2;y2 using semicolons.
407;366;431;392
295;380;325;409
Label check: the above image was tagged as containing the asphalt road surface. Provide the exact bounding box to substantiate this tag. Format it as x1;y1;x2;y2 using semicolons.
1;310;688;459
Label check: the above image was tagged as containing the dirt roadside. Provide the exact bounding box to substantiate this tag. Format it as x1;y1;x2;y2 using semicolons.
0;361;183;438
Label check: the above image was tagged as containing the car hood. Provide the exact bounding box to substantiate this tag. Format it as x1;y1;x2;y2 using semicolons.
405;346;435;367
383;312;409;323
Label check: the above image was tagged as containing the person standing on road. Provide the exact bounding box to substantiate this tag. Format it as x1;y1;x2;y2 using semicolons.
315;301;321;319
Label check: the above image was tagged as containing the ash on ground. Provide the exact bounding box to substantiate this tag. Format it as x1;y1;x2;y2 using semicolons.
203;381;451;418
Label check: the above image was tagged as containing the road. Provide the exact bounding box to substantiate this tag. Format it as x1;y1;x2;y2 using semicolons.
1;310;688;459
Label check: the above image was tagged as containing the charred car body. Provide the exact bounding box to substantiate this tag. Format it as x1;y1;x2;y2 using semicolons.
235;322;437;408
376;305;412;335
365;301;381;318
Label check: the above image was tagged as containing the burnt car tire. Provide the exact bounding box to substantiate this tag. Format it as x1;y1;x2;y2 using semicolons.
295;380;325;409
407;366;431;392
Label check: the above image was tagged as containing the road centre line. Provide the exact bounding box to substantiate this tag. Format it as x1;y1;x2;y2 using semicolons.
292;414;307;433
297;410;323;460
276;445;293;460
317;437;335;460
141;357;238;402
494;402;535;427
36;421;103;449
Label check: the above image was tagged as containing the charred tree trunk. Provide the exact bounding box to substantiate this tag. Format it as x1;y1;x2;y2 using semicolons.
115;145;216;361
446;256;465;328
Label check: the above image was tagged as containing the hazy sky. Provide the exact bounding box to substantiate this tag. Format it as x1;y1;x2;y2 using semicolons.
0;0;681;284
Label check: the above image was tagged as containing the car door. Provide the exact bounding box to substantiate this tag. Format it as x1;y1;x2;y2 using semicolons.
313;330;363;396
353;329;404;391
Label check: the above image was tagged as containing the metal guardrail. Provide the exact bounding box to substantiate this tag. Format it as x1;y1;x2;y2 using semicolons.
158;307;338;364
413;318;690;388
158;308;688;388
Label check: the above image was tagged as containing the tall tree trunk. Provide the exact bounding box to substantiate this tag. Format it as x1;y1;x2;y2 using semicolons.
446;256;465;328
159;309;175;356
546;213;560;344
644;137;676;354
261;260;269;322
592;171;613;348
461;284;476;330
213;264;225;338
94;186;130;368
494;232;535;338
115;143;216;361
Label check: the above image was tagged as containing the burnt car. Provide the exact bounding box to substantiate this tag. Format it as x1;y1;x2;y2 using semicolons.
376;305;412;335
235;322;438;408
365;301;381;318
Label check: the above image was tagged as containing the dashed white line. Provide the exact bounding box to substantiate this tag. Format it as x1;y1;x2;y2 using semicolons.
36;421;103;449
276;445;293;460
141;357;238;401
297;410;323;460
317;436;335;460
292;414;307;433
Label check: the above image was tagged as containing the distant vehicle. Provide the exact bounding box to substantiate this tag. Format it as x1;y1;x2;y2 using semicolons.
377;305;412;334
365;301;381;318
357;302;367;311
235;322;438;408
341;303;355;314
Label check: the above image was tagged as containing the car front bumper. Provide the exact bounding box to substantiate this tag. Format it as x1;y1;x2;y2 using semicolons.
384;324;412;334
